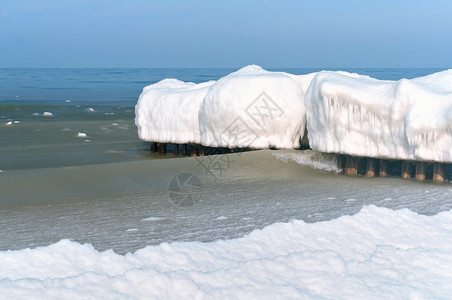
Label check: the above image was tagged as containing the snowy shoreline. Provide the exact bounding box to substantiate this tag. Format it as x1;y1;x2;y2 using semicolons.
2;205;452;299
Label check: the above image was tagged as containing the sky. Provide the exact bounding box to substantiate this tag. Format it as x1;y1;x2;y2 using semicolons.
0;0;452;68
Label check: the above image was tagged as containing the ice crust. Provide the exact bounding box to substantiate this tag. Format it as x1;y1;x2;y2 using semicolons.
199;65;306;148
305;70;452;162
136;66;452;162
135;79;215;144
2;206;452;299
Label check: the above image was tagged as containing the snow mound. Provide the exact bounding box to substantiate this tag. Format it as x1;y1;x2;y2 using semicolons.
199;65;306;148
135;79;215;144
1;206;452;299
305;70;452;162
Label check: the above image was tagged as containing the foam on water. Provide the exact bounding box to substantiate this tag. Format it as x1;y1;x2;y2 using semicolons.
273;149;341;173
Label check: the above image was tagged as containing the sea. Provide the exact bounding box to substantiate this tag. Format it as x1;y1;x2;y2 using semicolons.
1;67;451;255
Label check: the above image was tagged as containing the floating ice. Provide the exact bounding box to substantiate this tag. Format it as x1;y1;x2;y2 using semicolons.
135;79;215;144
141;217;166;222
305;70;452;162
199;65;306;148
42;112;53;117
77;132;87;138
1;206;452;298
87;108;95;112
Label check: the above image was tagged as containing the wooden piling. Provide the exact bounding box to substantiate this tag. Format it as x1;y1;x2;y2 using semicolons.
365;158;377;177
415;162;426;181
379;160;388;177
181;144;187;156
401;161;411;179
344;156;358;176
151;142;158;152
433;163;445;183
199;145;205;156
190;144;198;157
336;155;345;173
158;143;167;154
173;143;179;155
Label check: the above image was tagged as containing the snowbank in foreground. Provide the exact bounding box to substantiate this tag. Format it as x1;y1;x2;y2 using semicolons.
2;206;452;299
305;70;452;162
135;79;215;144
199;65;306;148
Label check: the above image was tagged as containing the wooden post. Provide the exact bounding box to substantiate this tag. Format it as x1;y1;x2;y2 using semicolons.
151;142;158;152
344;156;358;176
415;162;426;181
173;143;179;155
190;144;198;157
379;160;388;177
433;163;445;183
181;144;187;156
336;155;345;173
365;158;377;177
401;161;411;179
158;143;167;154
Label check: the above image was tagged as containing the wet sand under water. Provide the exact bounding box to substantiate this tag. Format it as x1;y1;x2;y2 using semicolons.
1;150;451;254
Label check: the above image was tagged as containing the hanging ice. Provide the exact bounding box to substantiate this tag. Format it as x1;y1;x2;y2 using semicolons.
305;70;452;162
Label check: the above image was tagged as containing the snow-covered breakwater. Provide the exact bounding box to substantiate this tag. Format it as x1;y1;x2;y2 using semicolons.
135;66;452;181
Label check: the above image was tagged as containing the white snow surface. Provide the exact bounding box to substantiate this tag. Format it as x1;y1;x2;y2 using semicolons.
199;65;306;148
1;206;452;299
135;79;215;144
305;70;452;162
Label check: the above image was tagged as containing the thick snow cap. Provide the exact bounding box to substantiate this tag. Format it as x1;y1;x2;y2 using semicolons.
305;70;452;162
135;79;215;144
199;65;306;149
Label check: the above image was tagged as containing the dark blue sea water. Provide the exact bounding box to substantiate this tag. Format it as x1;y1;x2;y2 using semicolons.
0;68;446;105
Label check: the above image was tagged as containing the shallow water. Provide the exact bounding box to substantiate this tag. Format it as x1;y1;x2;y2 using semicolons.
1;150;451;254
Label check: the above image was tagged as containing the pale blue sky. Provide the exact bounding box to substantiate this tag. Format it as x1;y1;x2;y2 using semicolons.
1;0;451;68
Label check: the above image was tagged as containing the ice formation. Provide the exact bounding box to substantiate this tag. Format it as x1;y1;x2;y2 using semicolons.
1;206;452;298
136;66;452;162
135;79;215;144
305;70;452;162
199;65;306;148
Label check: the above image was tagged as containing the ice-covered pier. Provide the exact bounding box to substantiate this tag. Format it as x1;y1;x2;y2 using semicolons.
135;66;452;182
